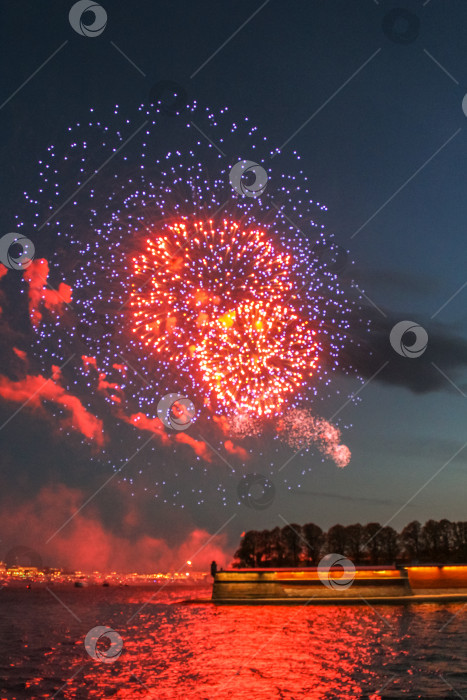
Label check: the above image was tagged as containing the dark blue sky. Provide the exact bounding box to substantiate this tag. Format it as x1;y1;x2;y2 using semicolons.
1;0;466;567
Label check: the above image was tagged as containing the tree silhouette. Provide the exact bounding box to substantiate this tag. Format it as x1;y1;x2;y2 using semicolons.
232;519;467;568
362;522;384;564
326;524;348;555
378;526;399;564
302;523;324;565
268;527;283;566
421;519;454;563
280;524;302;566
233;530;258;567
400;521;423;563
451;521;467;562
343;523;365;563
439;519;454;563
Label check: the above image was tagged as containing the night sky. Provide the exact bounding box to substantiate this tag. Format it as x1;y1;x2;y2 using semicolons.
1;0;466;572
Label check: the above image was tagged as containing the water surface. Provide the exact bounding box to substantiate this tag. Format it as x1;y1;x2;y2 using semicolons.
1;585;466;699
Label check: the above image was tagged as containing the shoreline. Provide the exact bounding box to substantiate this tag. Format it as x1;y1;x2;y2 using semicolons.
180;592;467;605
211;565;467;604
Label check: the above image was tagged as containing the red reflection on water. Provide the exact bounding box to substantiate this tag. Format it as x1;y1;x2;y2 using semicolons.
2;587;467;699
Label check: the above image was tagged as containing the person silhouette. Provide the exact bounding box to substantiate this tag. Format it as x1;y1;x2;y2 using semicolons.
210;560;218;578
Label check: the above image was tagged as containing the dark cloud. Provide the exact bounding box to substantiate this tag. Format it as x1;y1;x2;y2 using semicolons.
346;303;467;394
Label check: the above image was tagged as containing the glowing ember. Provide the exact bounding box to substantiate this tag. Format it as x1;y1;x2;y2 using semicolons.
278;408;351;468
130;218;318;417
130;219;292;365
196;300;318;416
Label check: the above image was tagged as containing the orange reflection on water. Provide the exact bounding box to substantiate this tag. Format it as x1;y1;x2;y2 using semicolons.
2;586;467;699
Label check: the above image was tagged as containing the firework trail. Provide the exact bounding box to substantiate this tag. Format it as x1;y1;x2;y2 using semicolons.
10;99;363;506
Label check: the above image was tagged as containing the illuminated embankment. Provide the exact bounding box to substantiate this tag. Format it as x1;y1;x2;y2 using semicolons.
212;566;467;604
408;565;467;593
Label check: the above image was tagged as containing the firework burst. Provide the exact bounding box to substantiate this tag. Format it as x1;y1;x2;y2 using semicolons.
13;99;363;506
130;218;292;366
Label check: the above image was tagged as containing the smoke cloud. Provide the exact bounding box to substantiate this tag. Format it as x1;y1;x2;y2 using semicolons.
0;366;104;446
0;484;230;573
23;258;72;328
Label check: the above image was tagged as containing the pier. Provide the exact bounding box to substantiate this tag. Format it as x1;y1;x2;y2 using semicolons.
212;565;467;604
